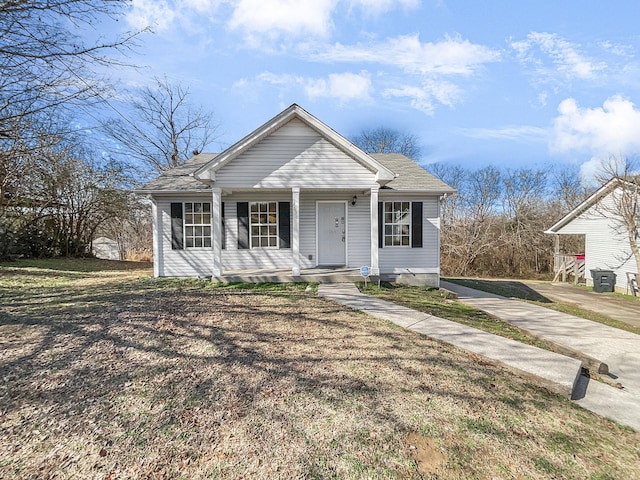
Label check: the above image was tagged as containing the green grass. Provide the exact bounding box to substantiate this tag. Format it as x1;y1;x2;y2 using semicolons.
445;277;640;336
359;282;555;350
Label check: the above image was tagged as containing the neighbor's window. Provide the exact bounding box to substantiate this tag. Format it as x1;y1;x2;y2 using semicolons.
184;202;211;248
384;201;411;246
250;201;278;248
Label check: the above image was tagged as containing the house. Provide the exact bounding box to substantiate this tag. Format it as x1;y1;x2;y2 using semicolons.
138;104;455;286
546;177;640;294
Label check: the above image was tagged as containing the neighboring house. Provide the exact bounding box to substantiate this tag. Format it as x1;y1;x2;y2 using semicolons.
546;178;640;293
138;104;455;286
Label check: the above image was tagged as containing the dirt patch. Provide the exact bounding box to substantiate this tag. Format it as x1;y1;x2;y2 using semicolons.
406;432;445;476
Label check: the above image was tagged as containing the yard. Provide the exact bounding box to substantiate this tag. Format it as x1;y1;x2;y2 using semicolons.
1;260;639;479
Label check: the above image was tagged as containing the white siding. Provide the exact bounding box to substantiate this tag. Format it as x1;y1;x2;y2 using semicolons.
379;196;441;274
556;192;638;291
214;120;377;189
298;192;371;268
153;192;443;279
221;192;293;270
156;197;214;277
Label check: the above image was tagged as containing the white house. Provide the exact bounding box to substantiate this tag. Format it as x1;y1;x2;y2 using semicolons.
138;104;455;286
546;178;640;294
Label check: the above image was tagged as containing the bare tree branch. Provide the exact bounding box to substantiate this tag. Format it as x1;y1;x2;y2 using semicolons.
103;76;220;176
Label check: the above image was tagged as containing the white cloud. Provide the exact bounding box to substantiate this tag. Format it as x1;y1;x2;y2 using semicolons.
253;71;372;103
512;32;605;80
551;96;640;155
305;72;372;101
551;96;640;185
460;125;548;142
384;79;460;115
350;0;419;15
316;34;501;75
126;0;177;31
229;0;338;39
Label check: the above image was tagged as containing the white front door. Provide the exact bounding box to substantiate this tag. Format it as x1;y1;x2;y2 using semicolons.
317;202;346;266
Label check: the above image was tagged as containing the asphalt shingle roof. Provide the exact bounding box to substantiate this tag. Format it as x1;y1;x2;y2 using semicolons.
137;154;215;192
138;152;454;194
372;153;455;192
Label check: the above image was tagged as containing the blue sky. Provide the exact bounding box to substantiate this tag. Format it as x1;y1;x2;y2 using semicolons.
93;0;640;179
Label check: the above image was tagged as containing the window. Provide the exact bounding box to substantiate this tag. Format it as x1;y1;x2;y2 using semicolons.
184;202;211;248
383;201;411;246
250;201;278;248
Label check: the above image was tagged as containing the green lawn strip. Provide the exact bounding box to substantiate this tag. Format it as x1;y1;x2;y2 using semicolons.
445;278;640;336
358;282;554;350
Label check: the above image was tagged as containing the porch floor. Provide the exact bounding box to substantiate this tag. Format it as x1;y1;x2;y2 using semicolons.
212;267;369;284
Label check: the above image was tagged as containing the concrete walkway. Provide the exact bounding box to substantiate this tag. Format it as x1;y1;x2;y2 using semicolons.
442;281;640;431
317;283;582;396
317;283;640;431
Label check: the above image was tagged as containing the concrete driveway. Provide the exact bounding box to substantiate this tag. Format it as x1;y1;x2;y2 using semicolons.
442;281;640;430
523;281;640;329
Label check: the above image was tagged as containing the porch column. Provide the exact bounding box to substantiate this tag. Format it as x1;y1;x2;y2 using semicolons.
370;186;380;276
211;187;223;277
292;187;301;276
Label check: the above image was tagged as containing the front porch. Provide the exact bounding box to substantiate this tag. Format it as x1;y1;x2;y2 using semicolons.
212;266;367;284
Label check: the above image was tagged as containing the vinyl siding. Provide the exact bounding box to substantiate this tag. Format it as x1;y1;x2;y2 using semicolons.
153;193;442;277
555;192;637;291
378;196;441;274
221;192;293;270
299;192;371;268
214;120;377;189
156;197;214;277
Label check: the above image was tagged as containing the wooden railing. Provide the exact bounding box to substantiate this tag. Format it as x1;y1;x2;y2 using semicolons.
553;254;586;284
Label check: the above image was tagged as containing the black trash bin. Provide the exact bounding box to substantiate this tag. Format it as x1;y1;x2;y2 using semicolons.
590;269;616;293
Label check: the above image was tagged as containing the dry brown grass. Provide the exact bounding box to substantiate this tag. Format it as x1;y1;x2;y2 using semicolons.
1;259;639;479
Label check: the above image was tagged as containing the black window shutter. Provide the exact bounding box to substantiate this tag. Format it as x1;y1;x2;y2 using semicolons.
411;201;423;248
170;202;183;250
221;202;225;250
378;202;383;248
237;202;249;249
278;202;291;249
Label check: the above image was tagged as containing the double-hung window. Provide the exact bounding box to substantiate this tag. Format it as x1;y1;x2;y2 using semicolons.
184;202;211;248
250;201;278;248
383;201;411;246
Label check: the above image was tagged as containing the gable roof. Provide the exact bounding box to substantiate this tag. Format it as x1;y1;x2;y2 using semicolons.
137;105;455;195
193;104;395;184
545;177;638;233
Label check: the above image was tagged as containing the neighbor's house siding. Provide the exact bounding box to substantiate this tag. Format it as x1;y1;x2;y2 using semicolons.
554;193;636;292
214;120;377;189
378;195;441;275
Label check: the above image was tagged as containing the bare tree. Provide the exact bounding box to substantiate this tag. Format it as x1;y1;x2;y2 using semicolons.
0;0;141;140
103;76;220;176
594;157;640;282
351;127;421;160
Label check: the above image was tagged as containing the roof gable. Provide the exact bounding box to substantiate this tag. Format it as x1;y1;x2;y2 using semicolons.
194;104;395;184
545;177;638;233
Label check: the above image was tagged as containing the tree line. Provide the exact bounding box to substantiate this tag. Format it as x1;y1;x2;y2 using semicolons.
0;1;217;260
429;163;587;278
